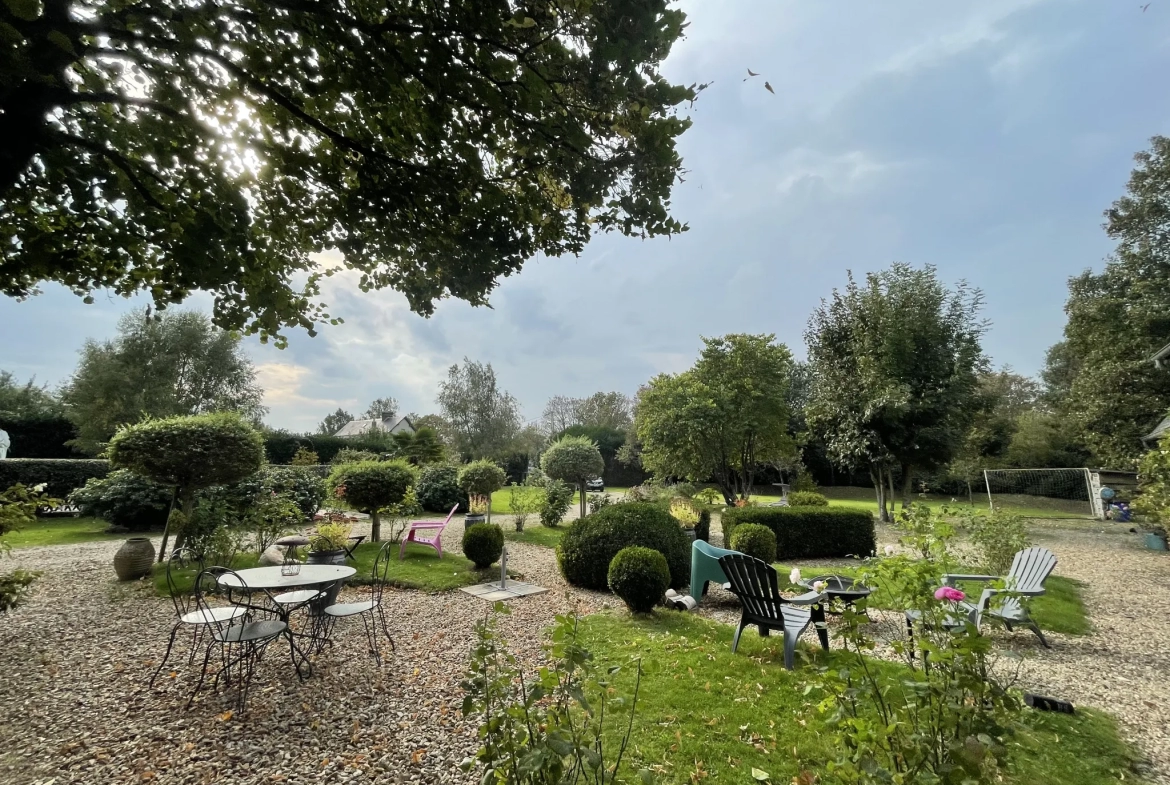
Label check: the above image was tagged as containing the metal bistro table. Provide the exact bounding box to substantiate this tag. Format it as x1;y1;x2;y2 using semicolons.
799;574;873;613
219;564;356;678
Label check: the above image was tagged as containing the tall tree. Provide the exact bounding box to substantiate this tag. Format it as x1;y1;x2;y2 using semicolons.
318;408;354;436
0;372;62;418
436;359;522;460
1;0;698;341
636;334;793;505
62;310;265;453
362;397;398;421
575;392;634;431
1048;137;1170;468
541;395;580;436
805;264;986;520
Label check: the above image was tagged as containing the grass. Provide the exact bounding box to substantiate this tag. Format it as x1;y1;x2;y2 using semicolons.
153;541;492;596
568;612;1139;785
503;524;567;548
6;516;126;549
488;486;631;514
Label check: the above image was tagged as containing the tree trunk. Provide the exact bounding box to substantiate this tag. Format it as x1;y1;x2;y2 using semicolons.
156;486;181;563
871;468;888;523
371;509;381;542
887;470;896;520
579;482;587;521
966;479;973;506
900;464;913;510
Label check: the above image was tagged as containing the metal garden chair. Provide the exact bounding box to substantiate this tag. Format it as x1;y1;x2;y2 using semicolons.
718;553;828;669
321;540;395;665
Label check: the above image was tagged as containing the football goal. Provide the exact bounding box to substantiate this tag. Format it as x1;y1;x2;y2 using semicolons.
982;468;1102;520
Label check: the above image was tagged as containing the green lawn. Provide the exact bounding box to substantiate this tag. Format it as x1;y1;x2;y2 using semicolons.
503;525;567;548
489;486;630;514
6;517;126;549
773;562;1089;636
743;486;1092;521
571;612;1138;785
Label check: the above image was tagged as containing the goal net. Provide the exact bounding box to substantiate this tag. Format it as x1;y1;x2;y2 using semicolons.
982;468;1099;520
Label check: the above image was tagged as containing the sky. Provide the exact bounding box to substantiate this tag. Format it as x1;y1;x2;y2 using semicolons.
2;0;1168;433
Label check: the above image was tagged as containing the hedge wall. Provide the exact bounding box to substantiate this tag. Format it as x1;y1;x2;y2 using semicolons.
0;458;111;499
721;506;876;560
0;414;80;458
262;430;393;464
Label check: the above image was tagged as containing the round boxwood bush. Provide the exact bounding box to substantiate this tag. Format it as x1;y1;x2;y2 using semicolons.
788;491;829;507
730;523;777;563
557;502;689;590
463;523;504;568
68;469;173;531
416;464;467;513
608;546;670;614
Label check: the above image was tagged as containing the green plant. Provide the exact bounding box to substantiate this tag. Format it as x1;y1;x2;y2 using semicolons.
68;469;174;531
963;507;1030;575
309;522;352;552
107;412;266;560
891;502;956;562
541;435;606;520
508;483;540;531
586;492;613;515
289;447;320;465
557;502;689;590
462;523;504;568
458;460;507;499
0;569;42;611
730;523;777;563
607;546;670;614
248;493;303;553
539;479;575;527
461;606;645;785
0;458;111;499
669;497;700;527
695;509;711;542
1135;432;1170;523
327;459;415;541
416;464;468;513
332;448;380;465
468;494;490;515
792;473;819;493
182;500;245;565
787;490;828;507
721;507;876;560
380;487;423;543
1;483;57;555
694;487;722;506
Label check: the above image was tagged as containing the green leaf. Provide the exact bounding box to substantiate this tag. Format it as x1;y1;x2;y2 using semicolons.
751;767;771;781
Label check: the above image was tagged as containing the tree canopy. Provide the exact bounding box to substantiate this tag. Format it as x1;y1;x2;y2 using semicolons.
541;391;633;434
62;309;265;454
318;407;354;436
2;0;698;342
436;358;522;460
326;459;415;541
805;264;986;520
636;333;793;504
541;434;604;519
0;371;62;418
363;397;398;421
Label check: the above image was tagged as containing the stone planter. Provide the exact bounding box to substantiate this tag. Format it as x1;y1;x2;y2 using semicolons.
307;548;347;566
1144;533;1168;552
306;548;348;608
464;513;486;532
113;537;155;581
682;528;697;543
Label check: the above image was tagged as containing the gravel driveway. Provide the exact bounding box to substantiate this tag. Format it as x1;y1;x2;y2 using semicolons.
1;518;1166;784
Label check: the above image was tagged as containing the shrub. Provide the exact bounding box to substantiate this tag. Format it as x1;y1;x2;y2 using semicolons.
721;507;876;560
182;501;247;566
787;490;828;507
507;483;541;531
332;448;381;465
309;521;352;552
962;508;1030;575
0;569;42;611
557;502;689;590
289;447;320;465
1;483;55;547
416;464;467;513
541;435;605;520
539;478;574;527
0;458;110;500
457;460;507;498
68;469;173;531
695;509;711;542
260;465;327;519
587;492;613;515
791;473;819;493
1136;432;1170;524
607;546;670;613
730;523;777;563
463;523;504;568
327;460;415;541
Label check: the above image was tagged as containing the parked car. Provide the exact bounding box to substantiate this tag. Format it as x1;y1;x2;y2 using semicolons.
585;477;605;492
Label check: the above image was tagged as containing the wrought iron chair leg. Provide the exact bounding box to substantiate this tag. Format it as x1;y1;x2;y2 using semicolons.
376;604;395;652
151;623;182;688
360;611;382;665
187;641;219;710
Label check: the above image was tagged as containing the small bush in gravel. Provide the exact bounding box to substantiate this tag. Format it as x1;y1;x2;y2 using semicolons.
557;502;688;590
0;569;42;611
539;478;574;527
787;490;829;507
730;523;777;563
462;523;504;568
607;546;669;614
415;464;467;513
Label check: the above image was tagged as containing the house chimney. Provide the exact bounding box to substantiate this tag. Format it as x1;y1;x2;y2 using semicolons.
381;412;394;425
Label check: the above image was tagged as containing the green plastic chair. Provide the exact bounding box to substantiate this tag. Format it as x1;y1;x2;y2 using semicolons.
691;539;740;602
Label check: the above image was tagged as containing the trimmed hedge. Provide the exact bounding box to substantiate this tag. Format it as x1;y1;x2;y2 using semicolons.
262;430;392;464
729;523;777;563
0;458;110;499
608;546;670;614
557;502;689;590
787;491;829;507
721;507;876;560
463;523;504;568
416;464;467;513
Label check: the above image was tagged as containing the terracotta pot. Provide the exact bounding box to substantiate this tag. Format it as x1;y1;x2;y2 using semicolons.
113;537;155;581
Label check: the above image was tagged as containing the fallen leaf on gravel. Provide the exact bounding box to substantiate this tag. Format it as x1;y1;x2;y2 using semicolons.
411;748;427;764
140;771;155;780
182;743;194;752
218;710;233;722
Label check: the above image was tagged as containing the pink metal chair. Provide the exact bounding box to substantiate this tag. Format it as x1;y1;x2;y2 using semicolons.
399;504;459;560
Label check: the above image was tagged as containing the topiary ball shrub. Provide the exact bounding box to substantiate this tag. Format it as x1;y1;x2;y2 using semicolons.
557;502;689;590
730;523;777;563
416;464;467;513
788;491;829;507
463;523;504;569
607;546;670;614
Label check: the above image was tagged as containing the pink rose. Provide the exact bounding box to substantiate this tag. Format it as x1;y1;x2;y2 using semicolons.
933;586;966;602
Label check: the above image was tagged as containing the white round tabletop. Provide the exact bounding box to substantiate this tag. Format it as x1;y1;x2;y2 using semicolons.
218;564;356;590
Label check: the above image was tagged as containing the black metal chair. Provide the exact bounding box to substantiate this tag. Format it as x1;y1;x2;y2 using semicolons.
187;568;287;711
151;548;247;687
321;540;395;665
717;553;829;670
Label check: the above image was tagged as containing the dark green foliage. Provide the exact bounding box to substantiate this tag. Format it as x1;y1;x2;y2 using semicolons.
721;507;876;560
557;502;688;590
457;460;508;497
462;523;504;569
327;459;415;541
541;434;605;519
262;430;391;464
0;414;79;458
607;546;670;613
0;569;41;611
68;469;173;531
557;424;646;487
539;478;575;527
729;523;777;563
416;464;467;513
787;491;828;507
695;508;711;542
0;458;110;499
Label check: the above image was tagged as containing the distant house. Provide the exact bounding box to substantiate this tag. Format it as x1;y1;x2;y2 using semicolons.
1144;342;1170;446
333;413;416;438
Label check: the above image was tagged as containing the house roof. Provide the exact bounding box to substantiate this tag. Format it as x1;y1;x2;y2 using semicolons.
1152;342;1170;368
333;416;415;438
1146;413;1170;444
